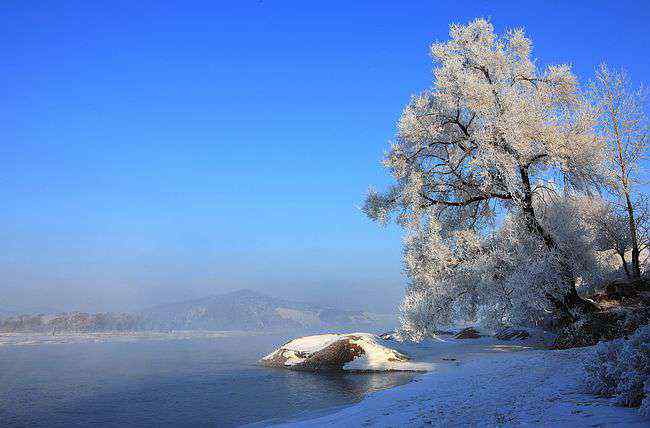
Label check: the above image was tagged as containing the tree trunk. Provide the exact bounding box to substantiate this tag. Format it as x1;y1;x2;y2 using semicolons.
519;166;597;322
519;167;556;249
624;191;642;280
618;250;631;279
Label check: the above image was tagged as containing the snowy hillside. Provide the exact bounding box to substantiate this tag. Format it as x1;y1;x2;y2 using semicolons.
139;289;394;331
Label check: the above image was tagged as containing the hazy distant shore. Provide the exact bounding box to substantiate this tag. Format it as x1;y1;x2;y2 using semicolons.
0;330;265;347
0;289;396;336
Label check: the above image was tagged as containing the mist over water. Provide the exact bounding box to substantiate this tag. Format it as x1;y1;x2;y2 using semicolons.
0;332;414;427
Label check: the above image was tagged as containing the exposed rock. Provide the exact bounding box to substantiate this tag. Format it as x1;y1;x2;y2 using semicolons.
379;331;397;340
454;327;481;339
433;329;457;336
495;327;530;340
260;333;423;372
605;279;639;300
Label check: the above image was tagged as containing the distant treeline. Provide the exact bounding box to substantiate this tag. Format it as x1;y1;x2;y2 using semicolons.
0;312;143;333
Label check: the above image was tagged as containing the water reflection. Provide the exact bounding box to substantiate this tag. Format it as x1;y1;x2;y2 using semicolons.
273;366;413;401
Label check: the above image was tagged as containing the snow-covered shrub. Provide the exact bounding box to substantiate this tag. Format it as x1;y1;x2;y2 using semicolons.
583;325;650;412
554;305;650;349
396;221;468;340
641;382;650;417
398;287;452;342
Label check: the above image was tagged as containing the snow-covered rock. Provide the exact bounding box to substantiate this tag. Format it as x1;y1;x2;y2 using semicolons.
260;333;428;372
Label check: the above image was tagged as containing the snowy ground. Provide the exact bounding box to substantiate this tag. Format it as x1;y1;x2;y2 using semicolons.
269;336;650;427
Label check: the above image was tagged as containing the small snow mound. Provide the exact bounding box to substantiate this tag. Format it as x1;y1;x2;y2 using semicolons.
260;333;430;372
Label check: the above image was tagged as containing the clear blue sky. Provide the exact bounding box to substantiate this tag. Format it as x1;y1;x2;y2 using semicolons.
2;1;649;312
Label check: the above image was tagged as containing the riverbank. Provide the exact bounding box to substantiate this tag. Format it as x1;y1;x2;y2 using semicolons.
269;336;650;427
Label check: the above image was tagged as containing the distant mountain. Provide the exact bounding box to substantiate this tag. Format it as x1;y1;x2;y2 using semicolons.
1;289;395;333
139;289;393;331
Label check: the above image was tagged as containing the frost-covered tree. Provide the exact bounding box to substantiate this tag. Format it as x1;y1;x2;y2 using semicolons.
364;19;606;336
398;222;480;338
587;197;637;278
591;65;649;282
398;193;610;335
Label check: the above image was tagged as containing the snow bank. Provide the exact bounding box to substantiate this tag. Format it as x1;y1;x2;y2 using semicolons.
260;333;430;372
270;344;650;427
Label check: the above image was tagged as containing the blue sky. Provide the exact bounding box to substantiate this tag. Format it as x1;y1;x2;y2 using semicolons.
2;1;650;312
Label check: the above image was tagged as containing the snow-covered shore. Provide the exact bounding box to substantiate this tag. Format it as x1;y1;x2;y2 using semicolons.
268;337;650;427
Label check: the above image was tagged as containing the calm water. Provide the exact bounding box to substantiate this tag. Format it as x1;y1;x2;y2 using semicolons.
0;333;414;427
